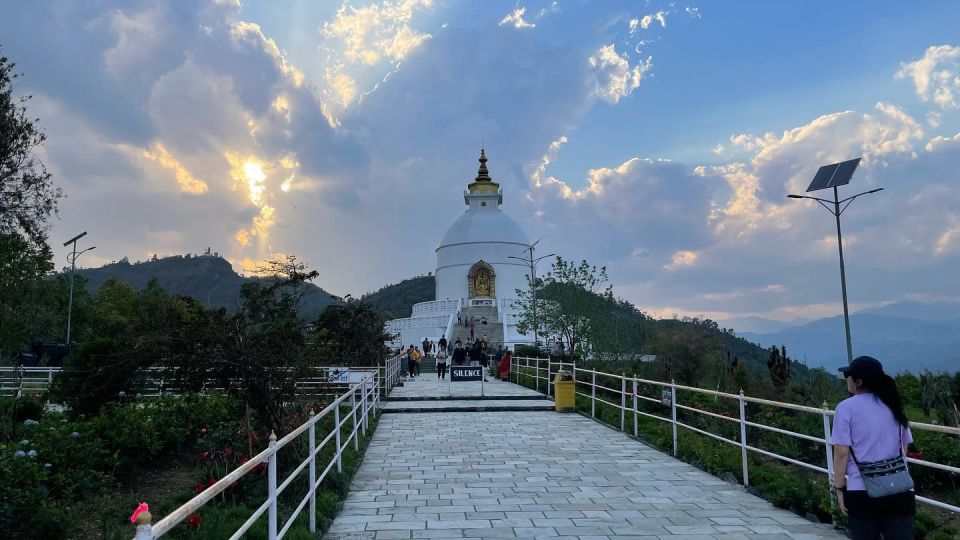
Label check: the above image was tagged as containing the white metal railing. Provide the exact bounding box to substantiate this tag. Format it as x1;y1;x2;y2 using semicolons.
0;366;57;398
468;298;494;307
443;299;462;346
510;356;960;514
132;372;381;539
1;355;405;400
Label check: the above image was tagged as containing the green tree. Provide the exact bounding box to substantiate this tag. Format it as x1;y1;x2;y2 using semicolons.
0;52;62;362
206;255;319;434
649;320;721;385
309;296;391;366
0;232;53;359
515;257;613;358
0;52;61;244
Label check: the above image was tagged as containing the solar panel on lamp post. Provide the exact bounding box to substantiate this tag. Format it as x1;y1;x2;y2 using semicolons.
787;158;883;365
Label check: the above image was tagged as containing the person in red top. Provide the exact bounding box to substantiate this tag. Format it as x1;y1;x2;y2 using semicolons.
499;349;512;380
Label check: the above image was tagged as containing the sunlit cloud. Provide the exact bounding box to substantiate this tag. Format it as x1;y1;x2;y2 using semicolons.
141;142;208;194
896;44;960;109
320;0;433;111
499;7;536;29
588;44;652;104
665;250;699;271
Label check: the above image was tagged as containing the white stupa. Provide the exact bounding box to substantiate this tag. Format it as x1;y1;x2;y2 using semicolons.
386;150;531;349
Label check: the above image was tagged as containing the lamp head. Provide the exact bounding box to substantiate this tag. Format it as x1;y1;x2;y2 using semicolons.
787;194;803;199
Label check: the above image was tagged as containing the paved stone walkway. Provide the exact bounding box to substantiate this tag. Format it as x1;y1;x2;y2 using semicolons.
325;411;843;539
382;399;554;413
388;374;544;400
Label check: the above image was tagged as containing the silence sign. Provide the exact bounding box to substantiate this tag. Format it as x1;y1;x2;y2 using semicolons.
450;366;483;382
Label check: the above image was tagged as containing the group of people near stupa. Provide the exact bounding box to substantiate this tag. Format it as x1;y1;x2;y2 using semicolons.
402;334;510;381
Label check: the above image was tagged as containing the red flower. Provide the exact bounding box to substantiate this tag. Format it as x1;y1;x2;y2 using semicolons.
186;514;202;529
906;451;924;460
253;461;267;473
240;456;251;465
198;452;208;463
224;447;234;459
207;476;217;487
230;480;239;489
194;482;205;494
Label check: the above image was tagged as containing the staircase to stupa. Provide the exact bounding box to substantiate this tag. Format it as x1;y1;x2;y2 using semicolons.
447;304;504;347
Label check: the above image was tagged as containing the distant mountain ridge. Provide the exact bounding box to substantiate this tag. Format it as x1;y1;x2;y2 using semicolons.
73;254;337;319
736;301;960;374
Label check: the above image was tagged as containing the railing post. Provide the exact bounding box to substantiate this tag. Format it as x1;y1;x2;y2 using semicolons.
738;390;749;486
547;359;552;397
632;377;638;437
308;410;317;532
535;359;540;392
350;387;359;451
131;504;153;540
334;402;343;473
268;431;278;540
620;373;626;432
822;400;837;520
591;372;596;419
671;381;678;457
361;378;368;435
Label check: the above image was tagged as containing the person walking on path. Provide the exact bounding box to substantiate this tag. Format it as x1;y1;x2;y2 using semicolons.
405;345;416;378
436;349;448;379
469;323;475;340
412;346;422;376
438;335;447;355
832;356;915;540
422;338;431;357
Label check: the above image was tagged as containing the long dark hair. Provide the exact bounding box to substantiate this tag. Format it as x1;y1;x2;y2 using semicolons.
861;368;910;428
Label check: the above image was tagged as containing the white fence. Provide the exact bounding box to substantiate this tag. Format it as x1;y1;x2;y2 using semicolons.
510;356;960;515
0;354;405;400
133;371;380;539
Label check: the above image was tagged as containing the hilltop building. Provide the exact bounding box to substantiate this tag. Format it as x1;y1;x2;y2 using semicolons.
386;150;531;349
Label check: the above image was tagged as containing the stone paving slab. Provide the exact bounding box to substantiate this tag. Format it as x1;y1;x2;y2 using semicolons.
324;412;844;539
388;375;545;400
382;399;555;413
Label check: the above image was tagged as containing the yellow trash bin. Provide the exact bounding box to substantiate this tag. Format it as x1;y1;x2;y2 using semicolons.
554;371;575;412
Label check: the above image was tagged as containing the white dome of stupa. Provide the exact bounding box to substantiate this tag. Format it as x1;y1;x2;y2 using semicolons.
438;206;529;249
434;150;531;302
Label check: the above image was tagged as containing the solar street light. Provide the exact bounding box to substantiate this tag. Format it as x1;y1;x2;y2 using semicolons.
64;232;94;350
787;158;883;365
508;239;555;347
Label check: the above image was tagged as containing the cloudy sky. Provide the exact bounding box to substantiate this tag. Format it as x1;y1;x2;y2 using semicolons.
4;0;960;323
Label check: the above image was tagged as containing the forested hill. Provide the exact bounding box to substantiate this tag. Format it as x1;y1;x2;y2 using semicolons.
360;275;434;319
359;275;814;383
74;255;337;319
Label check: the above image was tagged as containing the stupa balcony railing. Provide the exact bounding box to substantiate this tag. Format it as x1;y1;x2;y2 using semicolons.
411;299;461;317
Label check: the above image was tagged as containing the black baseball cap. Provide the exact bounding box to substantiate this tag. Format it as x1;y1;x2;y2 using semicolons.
838;356;884;379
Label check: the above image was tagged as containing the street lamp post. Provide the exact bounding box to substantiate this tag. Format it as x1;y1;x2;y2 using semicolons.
788;180;882;365
508;240;555;348
63;232;95;351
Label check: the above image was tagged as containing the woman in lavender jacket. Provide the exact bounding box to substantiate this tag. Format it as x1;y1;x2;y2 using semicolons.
831;356;914;540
